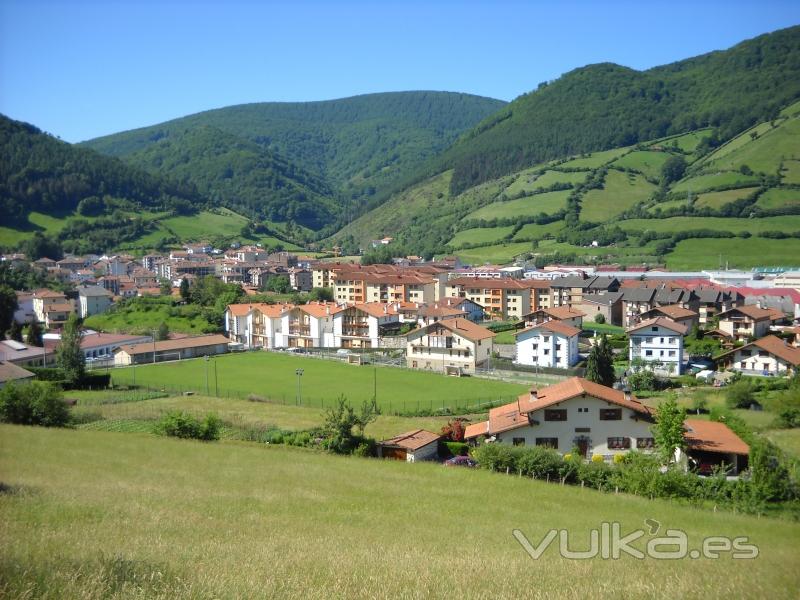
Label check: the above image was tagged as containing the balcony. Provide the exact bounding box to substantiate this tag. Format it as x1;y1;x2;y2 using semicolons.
342;327;369;337
410;345;471;357
288;326;311;336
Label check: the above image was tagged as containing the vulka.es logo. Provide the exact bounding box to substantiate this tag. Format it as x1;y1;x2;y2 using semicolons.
513;520;759;560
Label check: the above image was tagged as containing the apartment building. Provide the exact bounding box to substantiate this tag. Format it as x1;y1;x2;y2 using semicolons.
515;320;580;369
406;318;494;374
627;317;687;375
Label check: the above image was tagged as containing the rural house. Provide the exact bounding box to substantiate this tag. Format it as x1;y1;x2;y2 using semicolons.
715;334;800;376
406;318;494;374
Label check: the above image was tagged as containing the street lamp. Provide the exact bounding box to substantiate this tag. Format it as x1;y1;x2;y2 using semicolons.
295;368;304;405
205;355;210;395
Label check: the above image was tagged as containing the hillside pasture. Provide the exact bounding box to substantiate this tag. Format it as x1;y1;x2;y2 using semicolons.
504;169;588;197
701;121;781;165
756;187;800;210
580;170;656;221
782;160;800;184
694;187;759;210
610;150;671;179
109;352;528;413
618;215;800;234
665;237;800;270
705;117;800;174
455;242;535;265
649;129;712;154
671;171;760;194
512;221;565;241
557;147;630;169
466;190;570;221
1;425;799;599
449;226;515;248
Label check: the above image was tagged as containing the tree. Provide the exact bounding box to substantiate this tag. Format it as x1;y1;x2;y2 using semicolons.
26;319;43;347
156;321;170;341
0;285;18;340
159;279;172;296
8;320;23;342
726;379;757;409
309;287;333;302
0;381;70;427
56;313;85;386
586;335;615;387
264;275;291;294
179;277;191;302
322;395;379;454
661;155;687;185
653;396;686;465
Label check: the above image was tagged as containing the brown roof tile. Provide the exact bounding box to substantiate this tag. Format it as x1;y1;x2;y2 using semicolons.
683;419;749;455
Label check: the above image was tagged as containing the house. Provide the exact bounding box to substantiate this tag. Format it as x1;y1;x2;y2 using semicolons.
282;303;343;348
0;361;36;389
717;305;777;341
464;377;655;459
113;334;231;366
333;303;401;349
621;287;658;327
522;306;585;328
415;303;464;326
437;296;485;322
377;430;441;462
639;304;699;331
77;285;113;318
680;419;749;475
225;303;295;349
627;317;687;375
13;291;35;324
43;332;153;362
715;335;800;377
288;268;313;292
575;292;624;326
32;289;72;327
515;320;580;369
550;275;619;307
406;318;495;374
694;287;741;327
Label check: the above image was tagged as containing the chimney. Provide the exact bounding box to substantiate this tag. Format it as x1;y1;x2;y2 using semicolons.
623;388;632;402
326;305;330;315
530;389;538;401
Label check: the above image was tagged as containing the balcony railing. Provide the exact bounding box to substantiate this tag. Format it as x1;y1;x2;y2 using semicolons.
289;326;311;336
410;345;471;357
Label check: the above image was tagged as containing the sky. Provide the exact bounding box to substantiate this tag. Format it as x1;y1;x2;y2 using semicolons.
1;0;799;143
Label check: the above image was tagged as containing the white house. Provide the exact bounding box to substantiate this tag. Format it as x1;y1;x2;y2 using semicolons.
715;334;800;377
77;285;113;318
464;377;656;459
281;303;342;348
332;303;400;349
225;303;295;349
515;320;580;369
406;318;494;374
627;317;687;375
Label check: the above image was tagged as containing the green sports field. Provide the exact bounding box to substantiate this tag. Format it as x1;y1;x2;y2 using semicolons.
2;425;798;599
109;352;529;413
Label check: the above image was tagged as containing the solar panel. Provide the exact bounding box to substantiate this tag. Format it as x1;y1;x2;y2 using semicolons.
3;340;27;351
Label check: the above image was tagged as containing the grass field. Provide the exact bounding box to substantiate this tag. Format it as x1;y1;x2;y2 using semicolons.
671;171;760;194
466;190;570;221
455;242;534;264
2;425;799;598
694;187;759;209
665;237;800;270
610;151;671;179
649;129;712;155
619;215;800;234
504;169;588;197
756;187;800;210
558;147;631;169
512;221;565;241
109;352;529;413
84;301;216;335
705;118;800;174
449;226;515;248
700;121;780;165
782;160;800;184
580;171;656;221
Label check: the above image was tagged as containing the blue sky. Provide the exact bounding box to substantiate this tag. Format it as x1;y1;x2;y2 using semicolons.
1;0;798;142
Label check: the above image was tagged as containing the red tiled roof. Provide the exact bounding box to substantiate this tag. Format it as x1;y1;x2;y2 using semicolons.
626;317;688;335
516;320;580;338
646;304;697;319
718;305;776;321
542;306;586;320
379;429;441;451
716;335;800;366
447;277;528;290
683;419;749;455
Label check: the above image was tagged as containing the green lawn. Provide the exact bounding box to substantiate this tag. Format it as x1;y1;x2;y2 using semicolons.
611;150;671;179
448;226;515;248
580;171;656;221
666;237;800;270
671;171;760;194
582;322;625;335
2;425;799;598
694;187;759;209
110;352;528;414
466;190;570;221
557;147;631;169
764;429;800;459
756;187;800;210
619;215;800;234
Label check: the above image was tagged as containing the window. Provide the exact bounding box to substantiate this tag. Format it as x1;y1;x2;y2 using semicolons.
599;409;622;421
607;437;631;450
636;437;655;449
512;437;525;447
577;407;588;413
536;438;558;449
669;351;676;357
660;337;665;343
651;327;659;332
544;409;567;421
740;350;752;357
544;349;550;355
645;350;653;357
543;336;550;342
758;351;769;357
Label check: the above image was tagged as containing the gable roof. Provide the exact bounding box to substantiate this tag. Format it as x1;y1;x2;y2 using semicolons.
718;305;775;321
115;334;230;356
379;429;441;451
683;419;749;455
644;304;697;320
716;335;800;366
0;361;35;384
528;306;586;320
626;317;688;336
516;320;581;338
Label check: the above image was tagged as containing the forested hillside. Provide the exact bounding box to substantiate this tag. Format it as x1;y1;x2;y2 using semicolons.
83;92;506;232
438;26;800;195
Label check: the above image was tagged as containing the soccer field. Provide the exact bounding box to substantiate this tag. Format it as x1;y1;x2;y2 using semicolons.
109;351;529;414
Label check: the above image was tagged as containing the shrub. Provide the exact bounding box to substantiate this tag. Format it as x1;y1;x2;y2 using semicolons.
591;454;604;463
471;443;516;472
157;411;220;441
0;382;71;427
726;380;757;409
354;439;376;457
593;313;606;325
443;441;470;457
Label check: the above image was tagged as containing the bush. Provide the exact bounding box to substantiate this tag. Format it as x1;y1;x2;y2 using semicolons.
471;443;517;472
157;411;220;441
0;382;70;427
593;313;606;325
442;441;470;457
726;380;757;409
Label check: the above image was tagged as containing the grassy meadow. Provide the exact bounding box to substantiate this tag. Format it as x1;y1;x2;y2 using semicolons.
2;425;799;599
665;237;800;270
466;190;570;220
109;352;529;413
580;171;656;221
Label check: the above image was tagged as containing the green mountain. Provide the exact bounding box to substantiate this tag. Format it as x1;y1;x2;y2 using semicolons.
332;100;800;269
0;114;206;255
82;91;506;232
437;26;800;196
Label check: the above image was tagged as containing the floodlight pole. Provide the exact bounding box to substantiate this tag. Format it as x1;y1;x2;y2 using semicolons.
295;368;304;405
205;355;210;395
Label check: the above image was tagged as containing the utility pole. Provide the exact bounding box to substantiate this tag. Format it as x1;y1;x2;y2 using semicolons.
152;329;157;364
373;365;377;402
205;355;210;395
295;368;304;405
214;358;218;397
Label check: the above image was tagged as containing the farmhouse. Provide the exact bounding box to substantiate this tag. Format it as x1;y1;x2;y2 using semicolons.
406;318;494;374
377;429;441;462
715;335;800;376
464;377;655;459
627;317;687;375
113;334;230;366
515;320;580;369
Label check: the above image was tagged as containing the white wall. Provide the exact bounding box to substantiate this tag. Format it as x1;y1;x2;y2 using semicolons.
516;330;579;368
628;325;684;374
